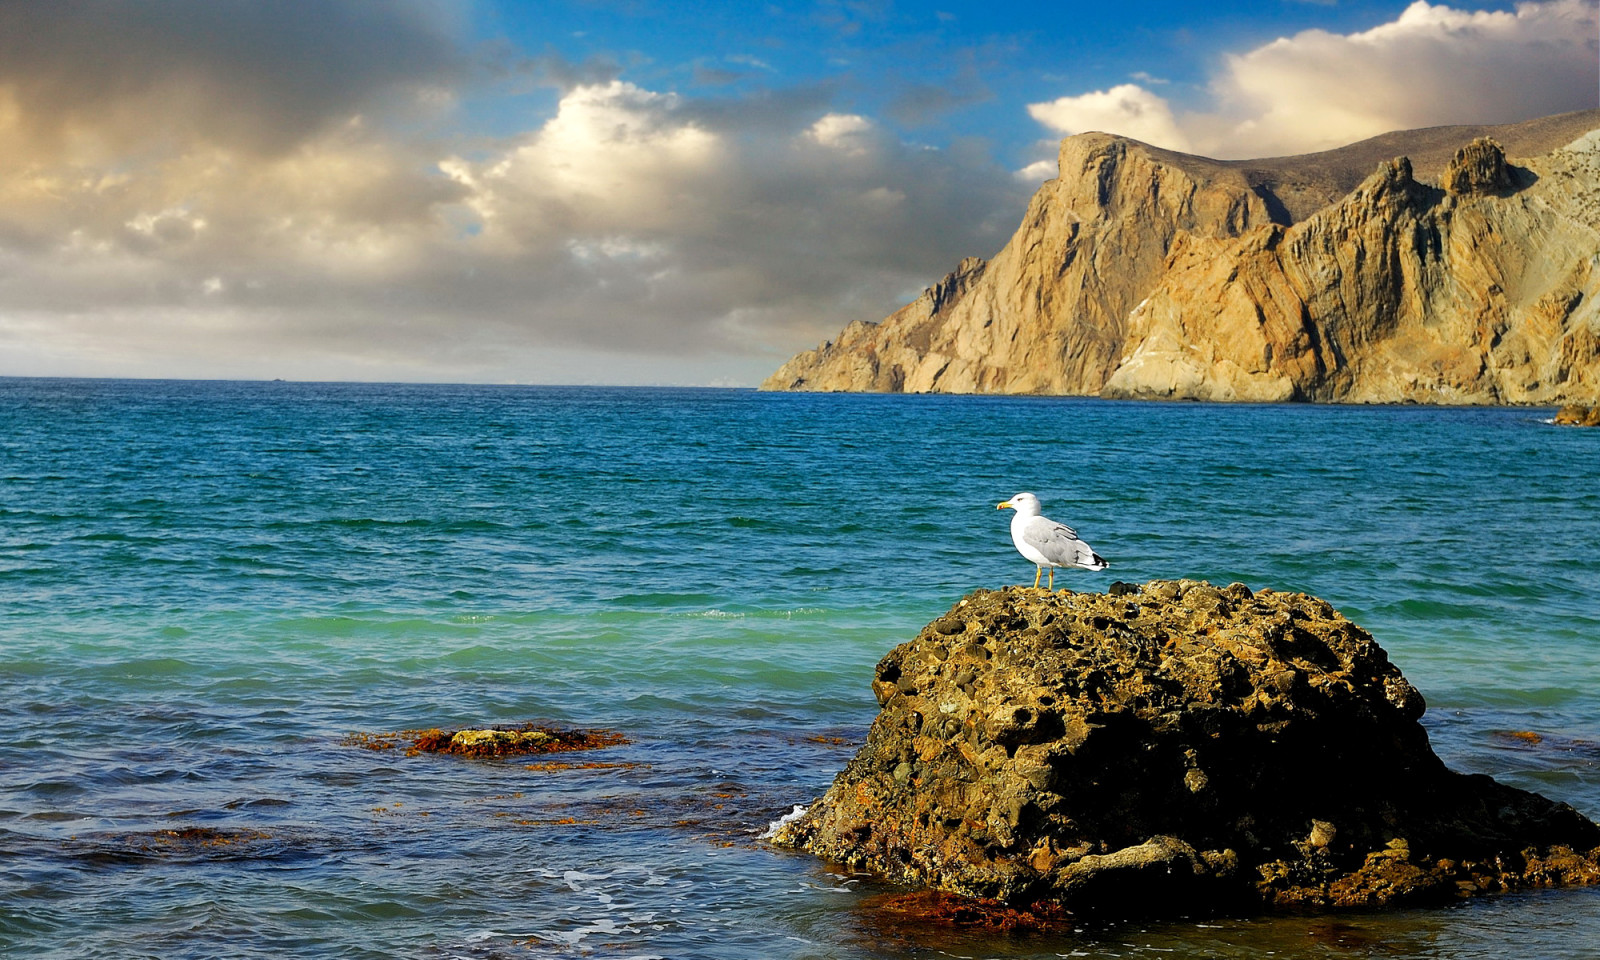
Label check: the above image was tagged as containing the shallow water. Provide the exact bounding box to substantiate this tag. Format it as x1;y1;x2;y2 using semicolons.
1;379;1597;958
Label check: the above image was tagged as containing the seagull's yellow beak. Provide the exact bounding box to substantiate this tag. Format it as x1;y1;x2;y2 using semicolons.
997;501;1011;510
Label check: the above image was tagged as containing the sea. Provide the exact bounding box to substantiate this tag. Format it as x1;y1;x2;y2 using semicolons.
2;377;1598;960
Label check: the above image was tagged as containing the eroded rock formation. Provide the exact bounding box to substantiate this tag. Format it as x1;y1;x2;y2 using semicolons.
772;583;1600;914
762;111;1600;404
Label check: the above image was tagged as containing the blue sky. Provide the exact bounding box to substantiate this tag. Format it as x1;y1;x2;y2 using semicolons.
0;0;1593;384
462;0;1536;166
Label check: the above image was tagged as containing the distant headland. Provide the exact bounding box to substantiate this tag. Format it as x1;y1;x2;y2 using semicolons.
762;110;1600;405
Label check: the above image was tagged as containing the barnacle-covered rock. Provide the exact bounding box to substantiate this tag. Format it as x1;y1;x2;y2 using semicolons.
774;583;1600;914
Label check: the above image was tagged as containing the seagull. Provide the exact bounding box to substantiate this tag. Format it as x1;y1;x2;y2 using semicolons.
996;491;1108;589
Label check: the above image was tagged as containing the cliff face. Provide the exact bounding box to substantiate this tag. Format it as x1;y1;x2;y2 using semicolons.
761;112;1600;404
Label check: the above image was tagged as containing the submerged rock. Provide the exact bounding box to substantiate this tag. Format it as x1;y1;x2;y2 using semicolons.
773;583;1600;914
344;724;627;758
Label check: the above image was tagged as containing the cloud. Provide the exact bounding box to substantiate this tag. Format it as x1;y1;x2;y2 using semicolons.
518;51;626;92
0;0;466;162
449;81;724;243
886;72;992;126
1027;84;1194;153
1027;0;1599;160
1013;159;1059;183
726;55;775;72
0;60;1026;381
0;1;1036;382
805;112;877;152
425;84;1024;356
693;65;749;87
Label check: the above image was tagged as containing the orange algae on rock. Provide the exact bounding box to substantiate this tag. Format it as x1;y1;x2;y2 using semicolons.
522;760;640;772
77;826;278;860
863;889;1073;932
148;827;271;847
343;723;627;758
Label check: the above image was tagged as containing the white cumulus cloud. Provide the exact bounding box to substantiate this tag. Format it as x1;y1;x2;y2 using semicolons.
444;81;724;249
805;113;876;153
1027;84;1194;152
1026;0;1599;161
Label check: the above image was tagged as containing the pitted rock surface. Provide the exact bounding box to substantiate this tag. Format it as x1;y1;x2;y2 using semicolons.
773;582;1600;913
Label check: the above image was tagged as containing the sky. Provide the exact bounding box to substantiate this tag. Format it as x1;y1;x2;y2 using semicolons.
1;0;1596;385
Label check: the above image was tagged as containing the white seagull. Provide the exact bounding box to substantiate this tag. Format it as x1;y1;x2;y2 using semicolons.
997;491;1108;589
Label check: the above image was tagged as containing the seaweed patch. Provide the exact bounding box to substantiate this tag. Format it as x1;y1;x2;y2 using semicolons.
142;826;272;848
860;889;1073;933
343;723;628;758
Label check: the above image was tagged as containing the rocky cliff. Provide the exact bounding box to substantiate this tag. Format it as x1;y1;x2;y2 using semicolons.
772;584;1600;914
761;111;1600;403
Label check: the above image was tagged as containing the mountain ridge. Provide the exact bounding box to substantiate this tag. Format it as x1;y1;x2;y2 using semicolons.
761;110;1600;403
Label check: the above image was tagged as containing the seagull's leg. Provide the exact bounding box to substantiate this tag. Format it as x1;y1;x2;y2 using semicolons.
1048;567;1055;591
1033;566;1042;589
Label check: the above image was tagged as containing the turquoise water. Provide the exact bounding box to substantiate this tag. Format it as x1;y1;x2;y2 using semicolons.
2;378;1598;959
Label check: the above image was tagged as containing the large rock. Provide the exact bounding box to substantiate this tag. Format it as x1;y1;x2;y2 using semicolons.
760;110;1600;404
1554;403;1600;425
773;583;1600;914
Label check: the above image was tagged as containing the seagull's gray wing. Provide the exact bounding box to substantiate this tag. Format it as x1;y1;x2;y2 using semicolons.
1020;515;1102;569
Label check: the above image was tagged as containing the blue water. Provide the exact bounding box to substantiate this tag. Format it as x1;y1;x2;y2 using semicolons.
2;378;1598;959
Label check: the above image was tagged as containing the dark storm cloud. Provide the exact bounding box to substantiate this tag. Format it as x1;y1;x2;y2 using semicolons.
0;0;467;156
